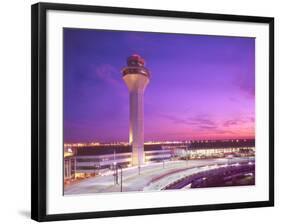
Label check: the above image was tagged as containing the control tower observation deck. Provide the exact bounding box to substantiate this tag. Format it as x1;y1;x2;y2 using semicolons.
122;54;150;167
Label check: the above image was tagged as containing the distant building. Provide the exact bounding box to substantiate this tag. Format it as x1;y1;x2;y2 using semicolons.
187;139;255;159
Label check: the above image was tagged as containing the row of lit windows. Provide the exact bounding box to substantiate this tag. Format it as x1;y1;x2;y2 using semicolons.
76;161;130;170
145;151;171;156
76;154;131;162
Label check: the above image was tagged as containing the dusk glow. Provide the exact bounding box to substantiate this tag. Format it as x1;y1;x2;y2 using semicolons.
63;28;255;143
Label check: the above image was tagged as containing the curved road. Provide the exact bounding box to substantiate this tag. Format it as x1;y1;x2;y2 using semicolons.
64;157;254;195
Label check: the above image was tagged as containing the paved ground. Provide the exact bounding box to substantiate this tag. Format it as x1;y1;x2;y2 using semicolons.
64;157;253;195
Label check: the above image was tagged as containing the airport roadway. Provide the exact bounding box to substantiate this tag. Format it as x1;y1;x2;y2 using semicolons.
64;157;253;195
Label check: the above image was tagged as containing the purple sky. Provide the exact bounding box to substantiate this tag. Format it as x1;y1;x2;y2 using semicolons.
63;28;255;143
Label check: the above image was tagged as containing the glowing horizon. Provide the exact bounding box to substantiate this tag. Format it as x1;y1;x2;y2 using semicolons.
64;138;255;147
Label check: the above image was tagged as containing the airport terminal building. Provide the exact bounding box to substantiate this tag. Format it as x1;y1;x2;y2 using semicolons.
171;139;255;159
64;144;172;180
64;139;255;181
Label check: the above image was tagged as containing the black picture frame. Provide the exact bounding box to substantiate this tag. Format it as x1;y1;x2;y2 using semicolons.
31;2;274;222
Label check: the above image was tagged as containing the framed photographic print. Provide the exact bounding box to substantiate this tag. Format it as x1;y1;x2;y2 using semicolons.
31;2;274;222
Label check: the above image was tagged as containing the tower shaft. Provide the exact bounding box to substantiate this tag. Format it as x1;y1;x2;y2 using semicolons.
129;90;145;166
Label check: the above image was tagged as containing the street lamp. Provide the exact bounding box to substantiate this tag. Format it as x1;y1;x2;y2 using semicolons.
119;165;123;192
116;164;123;192
113;161;118;185
185;148;189;167
162;147;165;169
138;158;141;175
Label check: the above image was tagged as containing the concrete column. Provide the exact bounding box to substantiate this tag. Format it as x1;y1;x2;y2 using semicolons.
65;160;69;178
67;160;70;178
74;157;76;179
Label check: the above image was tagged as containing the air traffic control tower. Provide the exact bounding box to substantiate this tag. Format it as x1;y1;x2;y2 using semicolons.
122;54;150;167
